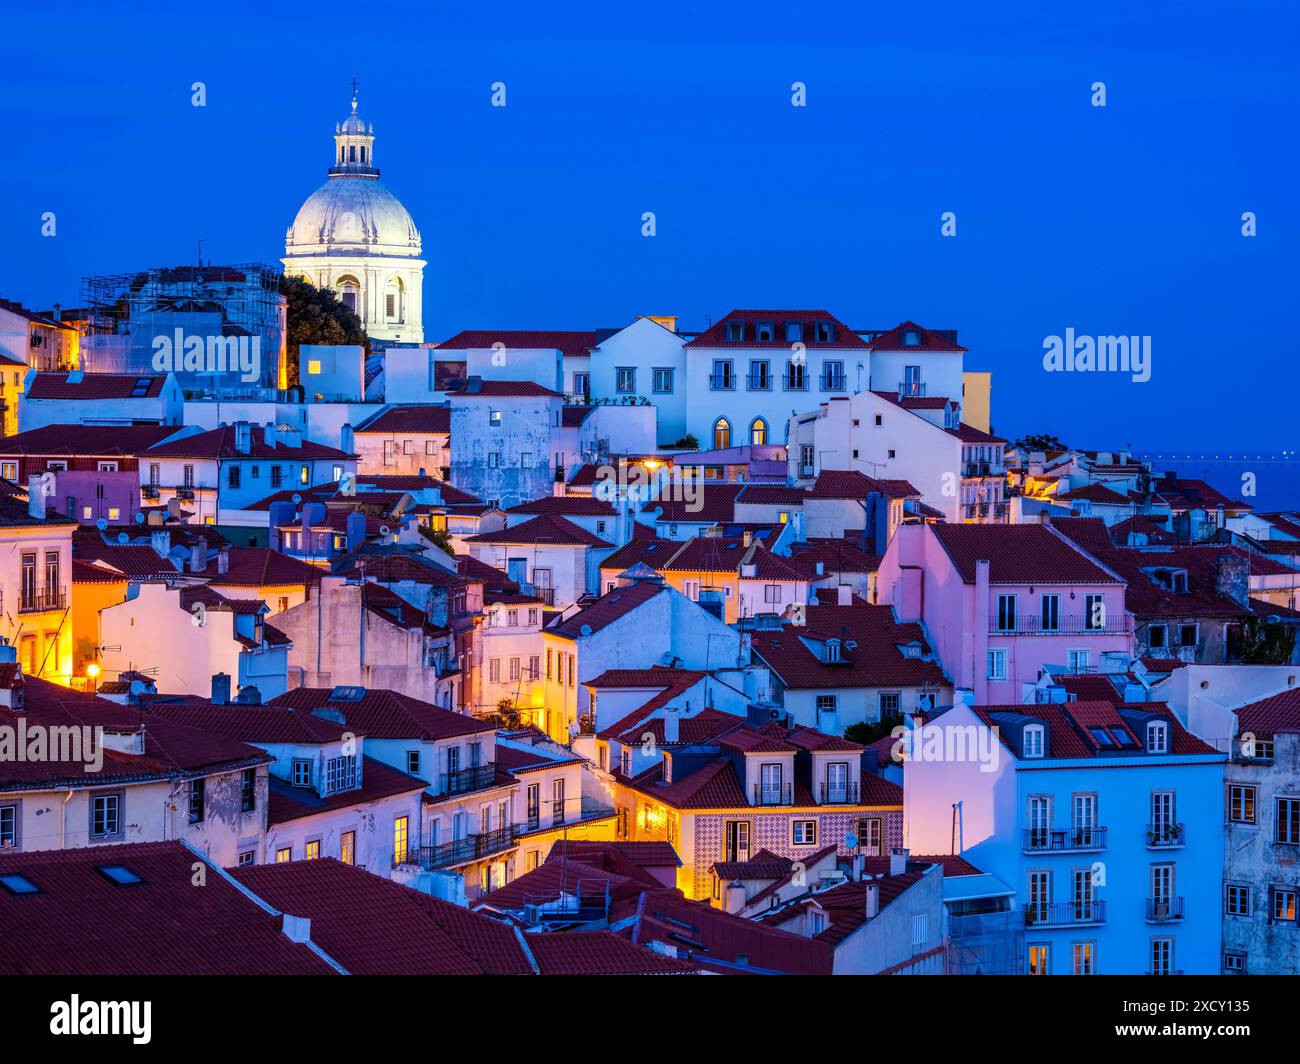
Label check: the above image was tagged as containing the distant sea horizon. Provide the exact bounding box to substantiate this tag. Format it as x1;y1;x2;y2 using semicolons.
1137;452;1300;513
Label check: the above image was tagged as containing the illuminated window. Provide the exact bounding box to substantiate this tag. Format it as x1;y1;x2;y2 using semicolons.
712;418;731;450
307;360;322;375
393;815;409;863
750;417;768;445
305;839;320;860
340;830;355;865
276;847;292;863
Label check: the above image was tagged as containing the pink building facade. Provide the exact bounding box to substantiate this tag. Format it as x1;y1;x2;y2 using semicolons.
875;523;1133;703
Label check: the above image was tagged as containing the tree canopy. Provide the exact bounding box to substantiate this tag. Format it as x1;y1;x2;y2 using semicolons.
279;275;368;389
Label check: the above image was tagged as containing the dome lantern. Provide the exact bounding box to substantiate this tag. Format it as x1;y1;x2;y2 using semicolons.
331;80;378;176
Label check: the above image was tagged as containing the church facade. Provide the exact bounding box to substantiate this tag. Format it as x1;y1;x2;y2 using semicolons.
283;91;425;346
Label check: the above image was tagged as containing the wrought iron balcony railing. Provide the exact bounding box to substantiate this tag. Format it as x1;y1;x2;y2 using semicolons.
1024;900;1106;927
1022;826;1108;853
440;763;497;797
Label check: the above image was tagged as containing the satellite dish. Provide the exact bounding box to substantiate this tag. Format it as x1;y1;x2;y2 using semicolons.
133;511;145;524
379;525;391;536
96;518;108;531
116;533;129;544
292;493;302;505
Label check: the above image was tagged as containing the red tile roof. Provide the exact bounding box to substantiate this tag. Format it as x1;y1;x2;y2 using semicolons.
641;483;746;524
863;320;966;352
546;579;665;639
193;546;323;587
0;423;181;456
268;757;427;823
1110;515;1178;546
685;309;867;350
355;405;450;434
435;330;596;357
971;700;1217;759
946;423;1007;444
447;379;563;398
1057;483;1131;505
807;470;919;500
24;372;167;400
270;687;493;741
0;843;337;976
929;523;1123;585
526;931;697;975
750;605;948;690
506;496;616;517
465;512;613;548
1232;687;1300;742
141;425;353;460
790;535;880;574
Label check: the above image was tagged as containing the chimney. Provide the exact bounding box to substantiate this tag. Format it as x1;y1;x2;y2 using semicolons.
217;545;230;575
815;561;824;576
26;475;46;520
189;536;208;573
211;672;231;705
1215;552;1250;608
150;530;171;558
725;879;747;915
889;847;909;876
864;881;880;919
851;851;864;882
340;424;355;455
264;422;277;449
742;530;752;548
662;706;680;744
836;584;852;606
345;510;367;552
234;421;252;455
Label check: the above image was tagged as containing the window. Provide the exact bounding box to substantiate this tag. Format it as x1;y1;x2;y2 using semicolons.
785;321;804;343
785;359;807;390
240;768;256;813
1149;624;1167;649
1067;649;1090;672
0;803;17;848
1225;883;1251;916
712;418;731;450
996;594;1017;632
292;759;312;788
912;913;928;946
616;367;637;394
792;820;816;846
228;465;241;489
407;750;421;774
1028;943;1050;976
822;359;845;389
1224;951;1246;974
711;360;735;390
305;839;321;861
489;658;501;683
323;755;359;795
1023;724;1045;758
1228;784;1256;824
815;694;837;729
307;359;322;375
856;817;883;855
725;320;745;342
270;465;283;488
1272;887;1297;922
393;816;410;864
573;372;590;397
1277;797;1300;845
749;417;768;445
879;692;902;722
1041;594;1060;632
91;792;121;838
489;409;503;427
653;367;674;393
748;359;771;390
1146;721;1169;754
276;847;292;863
1072;942;1095;975
987;649;1007;681
1084;593;1105;630
814;321;834;343
237;851;255;866
1179;623;1198;647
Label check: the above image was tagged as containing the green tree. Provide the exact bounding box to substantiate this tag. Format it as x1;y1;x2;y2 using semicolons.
1014;432;1067;453
844;720;899;746
280;275;368;389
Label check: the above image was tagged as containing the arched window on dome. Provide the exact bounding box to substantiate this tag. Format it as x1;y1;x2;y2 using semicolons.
713;417;731;450
750;417;768;446
384;277;405;324
336;275;361;315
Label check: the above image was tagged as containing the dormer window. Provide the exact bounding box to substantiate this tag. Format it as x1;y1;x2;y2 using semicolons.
291;758;312;787
756;321;775;342
1147;721;1169;754
785;321;804;343
825;639;842;663
814;321;835;343
1023;724;1045;758
663;754;673;784
903;329;921;346
726;320;745;342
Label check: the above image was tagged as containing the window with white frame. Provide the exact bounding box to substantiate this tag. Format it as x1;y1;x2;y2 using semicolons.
1023;724;1045;758
791;819;816;846
1146;720;1169;753
987;649;1007;680
1228;783;1256;823
1225;883;1251;916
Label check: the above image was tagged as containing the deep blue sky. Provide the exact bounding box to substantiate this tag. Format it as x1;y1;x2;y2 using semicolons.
2;0;1296;450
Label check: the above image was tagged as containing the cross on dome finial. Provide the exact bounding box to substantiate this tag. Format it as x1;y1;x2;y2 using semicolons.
350;77;359;111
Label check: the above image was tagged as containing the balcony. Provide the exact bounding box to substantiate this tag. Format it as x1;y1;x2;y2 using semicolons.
783;372;808;392
1022;826;1107;854
821;373;847;392
1024;900;1106;928
440;763;497;797
989;615;1132;636
395;824;517;870
746;373;772;391
820;781;860;805
897;380;926;397
709;374;735;391
517;583;555;606
1146;822;1184;849
752;782;793;806
18;587;68;614
1146;896;1185;923
141;484;160;500
552;799;566;826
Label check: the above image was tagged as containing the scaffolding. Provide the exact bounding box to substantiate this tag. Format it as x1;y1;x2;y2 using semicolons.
79;263;286;394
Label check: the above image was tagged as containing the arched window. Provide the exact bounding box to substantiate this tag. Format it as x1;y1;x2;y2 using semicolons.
1023;724;1045;758
712;418;731;450
1146;721;1168;754
750;417;768;445
384;277;405;323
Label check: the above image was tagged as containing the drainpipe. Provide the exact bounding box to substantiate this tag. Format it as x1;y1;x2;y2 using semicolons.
60;789;73;848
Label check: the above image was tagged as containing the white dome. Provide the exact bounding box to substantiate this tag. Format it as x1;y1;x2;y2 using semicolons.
286;177;421;258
